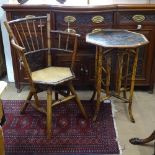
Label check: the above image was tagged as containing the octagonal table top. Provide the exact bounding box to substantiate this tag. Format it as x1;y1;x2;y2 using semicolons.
86;29;149;48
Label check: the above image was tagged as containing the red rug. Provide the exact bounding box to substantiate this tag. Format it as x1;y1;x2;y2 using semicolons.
2;100;120;155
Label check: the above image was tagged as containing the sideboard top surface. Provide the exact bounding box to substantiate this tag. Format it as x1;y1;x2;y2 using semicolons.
2;0;155;11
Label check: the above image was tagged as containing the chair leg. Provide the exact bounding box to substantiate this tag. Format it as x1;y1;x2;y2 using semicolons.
47;88;52;139
93;47;102;121
33;91;41;107
68;82;88;119
90;90;96;102
20;90;33;114
0;126;5;155
55;92;58;100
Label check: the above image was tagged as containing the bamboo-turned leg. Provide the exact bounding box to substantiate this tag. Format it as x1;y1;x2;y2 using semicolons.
128;48;139;123
68;82;88;119
123;52;130;99
0;98;5;155
93;46;103;121
55;92;58;100
90;46;99;101
20;90;33;114
0;126;5;155
105;55;111;97
47;88;52;139
115;52;124;95
33;91;40;107
129;130;155;145
90;90;96;102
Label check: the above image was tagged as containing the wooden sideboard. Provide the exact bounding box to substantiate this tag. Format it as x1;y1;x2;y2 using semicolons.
2;3;155;92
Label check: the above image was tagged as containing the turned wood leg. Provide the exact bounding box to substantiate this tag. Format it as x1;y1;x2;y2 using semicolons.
0;126;5;155
105;56;111;97
47;88;52;139
55;92;58;100
93;46;102;121
122;52;129;99
128;49;138;123
90;46;99;102
20;90;33;114
115;53;123;95
129;130;155;145
69;82;88;119
90;90;96;102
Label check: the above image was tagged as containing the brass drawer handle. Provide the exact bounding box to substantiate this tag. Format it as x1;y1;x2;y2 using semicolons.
64;16;76;23
91;28;102;33
64;16;76;33
132;15;145;23
91;16;104;24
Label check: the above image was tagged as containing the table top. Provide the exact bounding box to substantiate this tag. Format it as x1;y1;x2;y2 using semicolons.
86;29;149;48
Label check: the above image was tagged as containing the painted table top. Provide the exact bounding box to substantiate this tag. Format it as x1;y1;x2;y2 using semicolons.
86;29;149;48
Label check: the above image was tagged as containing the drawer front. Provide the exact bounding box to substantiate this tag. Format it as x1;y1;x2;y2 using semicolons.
54;12;114;35
118;11;155;25
11;12;49;20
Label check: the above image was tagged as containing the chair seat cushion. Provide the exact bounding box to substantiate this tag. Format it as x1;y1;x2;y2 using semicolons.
32;67;75;85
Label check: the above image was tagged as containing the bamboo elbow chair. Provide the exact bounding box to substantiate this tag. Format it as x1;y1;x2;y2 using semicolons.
4;14;87;138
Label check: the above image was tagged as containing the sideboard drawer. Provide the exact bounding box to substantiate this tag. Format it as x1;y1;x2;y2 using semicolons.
54;11;114;36
11;11;49;20
117;11;155;25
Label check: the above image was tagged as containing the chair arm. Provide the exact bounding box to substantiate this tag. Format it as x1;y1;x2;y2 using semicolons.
11;39;25;51
51;30;80;37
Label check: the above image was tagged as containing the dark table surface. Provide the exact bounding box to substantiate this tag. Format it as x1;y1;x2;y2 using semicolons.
86;29;149;48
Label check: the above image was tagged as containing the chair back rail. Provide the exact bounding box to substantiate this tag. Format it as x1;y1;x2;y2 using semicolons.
50;30;80;70
8;15;48;52
4;15;80;72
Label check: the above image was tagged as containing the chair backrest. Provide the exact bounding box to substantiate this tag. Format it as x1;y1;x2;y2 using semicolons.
4;14;80;83
50;30;80;70
4;14;51;81
5;15;50;51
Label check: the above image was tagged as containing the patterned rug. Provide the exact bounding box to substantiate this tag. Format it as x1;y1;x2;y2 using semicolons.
2;100;120;155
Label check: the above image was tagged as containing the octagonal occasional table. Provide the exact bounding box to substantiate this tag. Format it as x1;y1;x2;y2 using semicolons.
86;29;149;122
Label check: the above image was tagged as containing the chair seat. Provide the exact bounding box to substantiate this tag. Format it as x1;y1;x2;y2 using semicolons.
32;66;75;85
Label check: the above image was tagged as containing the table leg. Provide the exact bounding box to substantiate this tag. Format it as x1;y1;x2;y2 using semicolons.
105;55;111;97
128;48;139;123
122;52;130;99
90;46;99;101
129;130;155;145
93;46;103;121
115;52;124;95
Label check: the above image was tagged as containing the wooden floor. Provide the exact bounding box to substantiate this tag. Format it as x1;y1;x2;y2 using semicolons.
1;82;155;155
